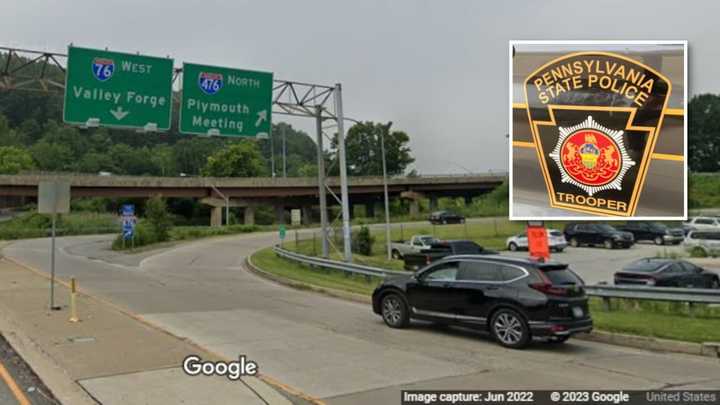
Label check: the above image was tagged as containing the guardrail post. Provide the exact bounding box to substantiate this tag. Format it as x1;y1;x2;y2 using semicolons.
313;232;317;256
602;297;611;311
294;230;299;252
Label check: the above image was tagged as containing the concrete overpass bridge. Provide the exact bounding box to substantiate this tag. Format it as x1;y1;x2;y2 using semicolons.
0;173;506;225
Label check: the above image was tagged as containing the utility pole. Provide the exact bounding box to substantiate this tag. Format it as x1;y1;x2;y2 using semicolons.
381;123;392;260
334;84;352;262
270;130;276;177
315;106;329;257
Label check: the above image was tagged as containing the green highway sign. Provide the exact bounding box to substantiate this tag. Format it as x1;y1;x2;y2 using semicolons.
179;62;273;137
63;46;174;131
279;224;286;240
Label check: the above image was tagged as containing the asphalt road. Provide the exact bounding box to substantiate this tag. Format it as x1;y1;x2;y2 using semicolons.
3;233;718;404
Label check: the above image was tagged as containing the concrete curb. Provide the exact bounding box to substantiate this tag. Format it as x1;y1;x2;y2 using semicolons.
576;330;720;358
247;251;720;359
245;255;372;305
0;307;97;405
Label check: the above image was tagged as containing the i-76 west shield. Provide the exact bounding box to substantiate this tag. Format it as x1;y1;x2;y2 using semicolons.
524;52;672;217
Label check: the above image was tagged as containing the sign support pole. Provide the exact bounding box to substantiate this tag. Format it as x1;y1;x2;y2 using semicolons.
334;83;352;262
315;106;329;258
381;125;392;260
50;211;58;310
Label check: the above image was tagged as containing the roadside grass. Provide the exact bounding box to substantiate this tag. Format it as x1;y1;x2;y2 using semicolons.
0;212;118;240
280;218;551;270
252;247;381;295
252;246;720;344
589;298;720;343
112;223;261;250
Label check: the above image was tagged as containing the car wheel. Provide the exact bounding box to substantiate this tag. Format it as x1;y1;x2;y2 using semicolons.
711;278;720;289
442;219;447;225
508;242;518;252
604;239;614;249
547;335;570;344
381;293;409;328
654;236;664;245
391;249;402;260
570;238;579;248
490;309;530;349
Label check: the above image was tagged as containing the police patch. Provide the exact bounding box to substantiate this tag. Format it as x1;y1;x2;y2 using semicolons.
91;58;115;82
198;72;223;95
523;52;672;217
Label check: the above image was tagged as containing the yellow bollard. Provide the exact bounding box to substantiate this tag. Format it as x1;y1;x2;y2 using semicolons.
69;277;79;323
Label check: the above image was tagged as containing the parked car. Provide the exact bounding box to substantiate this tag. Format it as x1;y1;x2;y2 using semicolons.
428;211;465;225
683;217;720;235
614;258;720;289
390;235;438;259
372;255;593;348
683;230;720;257
563;223;634;249
615;222;684;245
402;240;497;270
506;229;567;252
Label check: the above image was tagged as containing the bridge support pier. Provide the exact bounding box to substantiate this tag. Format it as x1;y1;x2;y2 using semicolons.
401;190;424;219
244;205;255;226
210;206;223;227
365;202;376;218
429;196;438;211
409;200;420;218
302;206;313;225
275;205;286;224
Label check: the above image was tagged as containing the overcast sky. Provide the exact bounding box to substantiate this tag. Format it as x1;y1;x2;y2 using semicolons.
2;0;714;174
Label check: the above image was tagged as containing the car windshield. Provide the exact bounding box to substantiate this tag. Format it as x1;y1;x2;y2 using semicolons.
549;231;563;237
623;259;667;273
419;236;436;244
451;241;481;254
596;224;616;232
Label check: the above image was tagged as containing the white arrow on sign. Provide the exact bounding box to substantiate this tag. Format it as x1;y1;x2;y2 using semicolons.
255;110;267;127
110;107;130;121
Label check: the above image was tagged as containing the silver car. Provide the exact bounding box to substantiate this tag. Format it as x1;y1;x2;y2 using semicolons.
683;230;720;257
506;229;568;252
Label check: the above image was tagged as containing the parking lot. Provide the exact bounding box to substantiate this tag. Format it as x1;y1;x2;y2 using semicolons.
505;242;688;285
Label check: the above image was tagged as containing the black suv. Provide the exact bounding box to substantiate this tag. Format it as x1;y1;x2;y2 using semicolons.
429;211;465;225
614;222;684;245
372;255;592;348
564;223;634;249
615;258;720;288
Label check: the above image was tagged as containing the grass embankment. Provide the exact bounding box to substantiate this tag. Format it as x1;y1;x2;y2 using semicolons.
252;246;720;344
0;212;118;240
282;218;558;270
112;223;261;250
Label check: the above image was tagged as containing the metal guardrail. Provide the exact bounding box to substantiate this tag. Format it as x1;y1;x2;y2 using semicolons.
273;246;407;278
585;285;720;304
274;246;720;304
